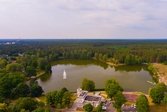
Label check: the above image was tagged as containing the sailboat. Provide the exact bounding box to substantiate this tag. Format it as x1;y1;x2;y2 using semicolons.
63;70;67;79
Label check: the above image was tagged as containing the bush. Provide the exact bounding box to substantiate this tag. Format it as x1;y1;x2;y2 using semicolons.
83;103;93;112
136;95;149;112
105;79;123;98
10;97;38;112
82;79;95;91
150;83;166;104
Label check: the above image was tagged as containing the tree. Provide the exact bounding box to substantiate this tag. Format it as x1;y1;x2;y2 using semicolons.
46;91;57;105
0;58;7;69
136;95;149;112
25;66;37;77
149;83;167;104
11;97;38;112
45;63;52;74
105;79;123;98
30;81;43;97
38;58;47;70
0;73;25;99
83;103;93;112
113;91;126;111
124;55;142;65
95;103;103;112
82;78;95;91
62;92;71;107
6;63;23;72
54;91;63;108
46;88;71;108
12;83;30;98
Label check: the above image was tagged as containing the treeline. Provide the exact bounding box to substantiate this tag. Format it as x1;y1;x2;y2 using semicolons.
2;40;167;65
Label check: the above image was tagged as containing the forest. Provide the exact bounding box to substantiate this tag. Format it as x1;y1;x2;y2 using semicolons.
1;39;167;65
0;39;167;111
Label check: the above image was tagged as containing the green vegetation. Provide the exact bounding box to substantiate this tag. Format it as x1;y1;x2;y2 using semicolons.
29;81;43;97
105;79;123;98
149;83;167;104
46;88;71;109
10;97;38;112
95;103;103;112
6;63;23;72
25;66;37;77
162;94;167;104
0;72;25;101
2;40;167;66
136;95;149;112
105;79;125;111
0;58;7;69
113;91;126;111
82;78;95;91
147;64;159;82
0;40;167;111
124;55;142;65
83;103;93;112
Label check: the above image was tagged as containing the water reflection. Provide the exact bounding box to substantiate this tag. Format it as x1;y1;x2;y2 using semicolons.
38;60;153;93
114;65;147;72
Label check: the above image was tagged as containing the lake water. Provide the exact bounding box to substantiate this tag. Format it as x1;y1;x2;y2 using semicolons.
38;60;153;93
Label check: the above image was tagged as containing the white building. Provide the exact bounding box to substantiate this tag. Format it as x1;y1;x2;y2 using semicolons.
76;88;104;107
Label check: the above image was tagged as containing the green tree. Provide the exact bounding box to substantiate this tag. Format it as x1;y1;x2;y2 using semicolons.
45;63;52;74
46;88;71;109
0;73;25;99
25;66;37;77
83;103;93;112
149;83;167;104
46;91;57;105
38;58;47;70
0;58;7;69
82;78;95;91
105;79;123;98
11;97;38;112
62;92;71;107
6;63;23;72
95;103;103;112
113;91;126;111
12;83;30;98
54;91;62;108
30;81;43;97
136;95;149;112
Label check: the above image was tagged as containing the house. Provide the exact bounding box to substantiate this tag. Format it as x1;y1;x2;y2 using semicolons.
76;88;106;108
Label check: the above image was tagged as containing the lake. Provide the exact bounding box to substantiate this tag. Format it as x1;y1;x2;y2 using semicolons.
37;60;153;93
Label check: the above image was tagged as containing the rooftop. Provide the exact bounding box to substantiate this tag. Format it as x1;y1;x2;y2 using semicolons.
85;95;101;102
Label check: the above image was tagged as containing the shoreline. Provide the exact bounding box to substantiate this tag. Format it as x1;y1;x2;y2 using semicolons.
152;63;167;85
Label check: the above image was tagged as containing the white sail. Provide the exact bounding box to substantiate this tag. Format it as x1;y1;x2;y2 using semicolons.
63;70;67;79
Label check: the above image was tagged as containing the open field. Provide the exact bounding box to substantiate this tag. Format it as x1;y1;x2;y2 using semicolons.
152;63;167;85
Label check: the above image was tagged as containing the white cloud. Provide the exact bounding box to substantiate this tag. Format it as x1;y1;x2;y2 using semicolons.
0;0;167;38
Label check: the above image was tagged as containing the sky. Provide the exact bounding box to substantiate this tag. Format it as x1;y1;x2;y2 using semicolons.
0;0;167;39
